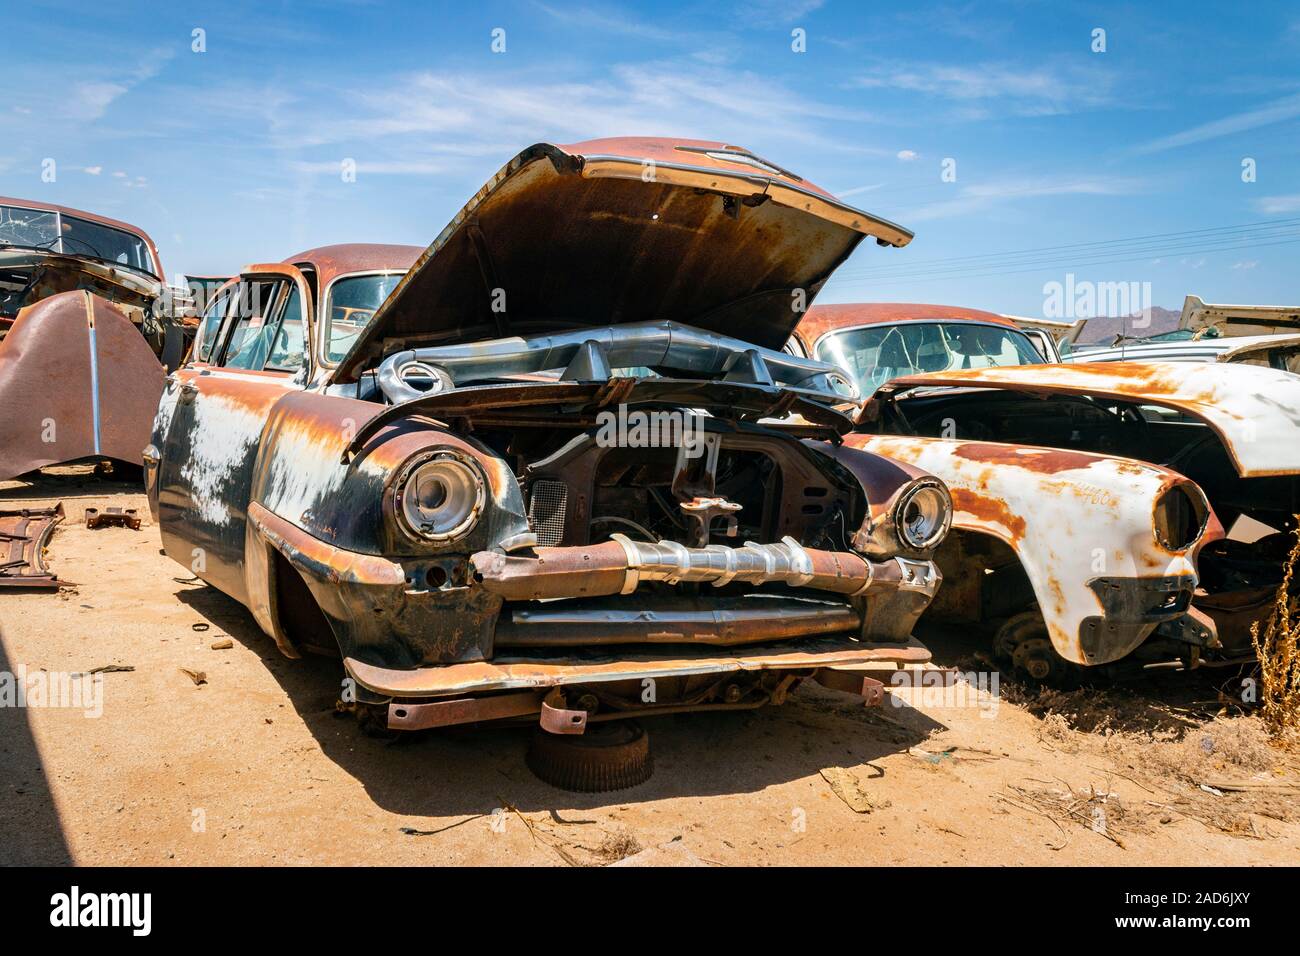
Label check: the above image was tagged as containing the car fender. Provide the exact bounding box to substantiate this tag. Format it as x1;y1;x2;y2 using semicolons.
846;435;1205;664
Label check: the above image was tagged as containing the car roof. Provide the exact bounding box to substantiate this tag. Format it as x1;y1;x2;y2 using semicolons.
0;194;164;277
284;243;424;291
795;302;1021;348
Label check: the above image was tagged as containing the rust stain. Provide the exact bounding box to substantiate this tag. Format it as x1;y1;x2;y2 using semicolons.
952;442;1099;475
949;487;1027;540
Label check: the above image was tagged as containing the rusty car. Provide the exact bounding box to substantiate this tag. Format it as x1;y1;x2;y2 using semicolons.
0;196;177;480
147;140;958;788
1068;296;1300;372
791;302;1300;682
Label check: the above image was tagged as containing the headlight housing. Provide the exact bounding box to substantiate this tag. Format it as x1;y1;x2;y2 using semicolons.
391;450;486;543
892;478;952;552
1153;482;1209;552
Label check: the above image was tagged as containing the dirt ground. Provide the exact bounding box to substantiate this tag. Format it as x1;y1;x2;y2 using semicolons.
3;468;1298;866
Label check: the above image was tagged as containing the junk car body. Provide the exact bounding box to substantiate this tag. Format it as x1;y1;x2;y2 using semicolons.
148;140;955;732
0;196;174;479
1066;331;1300;372
792;303;1300;680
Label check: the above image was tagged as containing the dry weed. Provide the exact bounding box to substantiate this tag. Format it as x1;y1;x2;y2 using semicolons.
1251;525;1300;742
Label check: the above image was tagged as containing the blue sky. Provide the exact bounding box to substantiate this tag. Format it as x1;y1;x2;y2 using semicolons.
5;0;1298;316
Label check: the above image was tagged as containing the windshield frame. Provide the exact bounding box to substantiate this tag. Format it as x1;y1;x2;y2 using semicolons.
318;269;407;368
811;318;1045;393
0;201;159;279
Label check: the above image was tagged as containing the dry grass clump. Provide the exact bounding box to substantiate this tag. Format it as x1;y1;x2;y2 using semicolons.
1251;526;1300;743
1009;684;1300;837
593;829;643;863
1001;781;1151;849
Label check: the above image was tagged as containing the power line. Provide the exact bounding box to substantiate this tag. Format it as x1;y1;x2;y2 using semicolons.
838;217;1300;277
839;229;1300;282
828;234;1300;287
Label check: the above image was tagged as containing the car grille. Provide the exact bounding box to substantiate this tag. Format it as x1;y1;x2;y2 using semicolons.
527;480;568;546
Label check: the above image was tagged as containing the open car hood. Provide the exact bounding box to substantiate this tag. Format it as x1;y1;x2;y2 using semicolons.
332;138;912;383
875;360;1300;479
1180;294;1300;337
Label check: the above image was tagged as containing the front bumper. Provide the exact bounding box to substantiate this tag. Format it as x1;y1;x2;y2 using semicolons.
249;501;940;676
344;636;931;698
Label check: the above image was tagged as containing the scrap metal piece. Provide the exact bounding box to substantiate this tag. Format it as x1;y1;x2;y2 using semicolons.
540;691;588;735
679;496;742;547
813;668;886;706
84;506;141;531
0;290;166;480
0;504;65;589
386;690;545;731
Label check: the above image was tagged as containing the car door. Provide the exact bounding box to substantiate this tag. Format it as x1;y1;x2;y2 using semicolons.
154;264;313;604
1019;328;1061;362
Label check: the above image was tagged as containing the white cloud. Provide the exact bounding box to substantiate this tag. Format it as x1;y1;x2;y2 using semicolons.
83;166;103;176
836;182;885;198
69;82;129;121
63;48;175;121
1134;93;1300;154
1254;193;1300;214
1232;260;1259;270
898;176;1141;223
742;0;824;24
292;159;444;177
853;61;1112;116
896;149;918;161
274;60;882;164
533;2;679;42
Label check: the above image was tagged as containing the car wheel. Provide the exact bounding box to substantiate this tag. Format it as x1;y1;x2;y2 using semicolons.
994;610;1082;686
526;721;653;792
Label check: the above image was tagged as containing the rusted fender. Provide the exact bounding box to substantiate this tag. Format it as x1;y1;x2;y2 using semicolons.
849;435;1205;665
248;390;530;557
0;290;164;479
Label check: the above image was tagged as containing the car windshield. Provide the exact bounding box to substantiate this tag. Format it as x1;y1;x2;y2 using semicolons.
324;273;403;363
815;321;1044;392
0;203;155;275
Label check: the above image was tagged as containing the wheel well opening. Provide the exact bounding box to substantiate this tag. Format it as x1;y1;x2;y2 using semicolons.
271;549;338;656
928;527;1034;626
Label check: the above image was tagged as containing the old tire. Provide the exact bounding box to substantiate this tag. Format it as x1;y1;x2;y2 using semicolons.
526;721;653;792
994;611;1082;686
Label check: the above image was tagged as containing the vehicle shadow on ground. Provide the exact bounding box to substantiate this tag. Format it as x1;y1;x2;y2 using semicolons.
0;468;143;502
0;624;74;864
176;584;946;817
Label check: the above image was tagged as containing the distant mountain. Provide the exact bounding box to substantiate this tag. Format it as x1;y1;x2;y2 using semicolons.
1073;306;1182;344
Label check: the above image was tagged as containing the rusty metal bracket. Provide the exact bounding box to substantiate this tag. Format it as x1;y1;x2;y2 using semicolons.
540;689;588;734
0;504;65;589
387;690;544;731
813;667;886;706
85;507;141;531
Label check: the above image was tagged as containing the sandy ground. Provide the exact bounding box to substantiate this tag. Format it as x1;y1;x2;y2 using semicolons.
2;469;1298;866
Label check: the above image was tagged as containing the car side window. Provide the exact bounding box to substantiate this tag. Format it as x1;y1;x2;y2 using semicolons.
264;286;306;373
221;279;284;370
195;289;233;362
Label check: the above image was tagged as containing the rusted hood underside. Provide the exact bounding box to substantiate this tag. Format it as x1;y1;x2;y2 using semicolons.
0;290;166;479
878;359;1300;479
334;138;912;381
